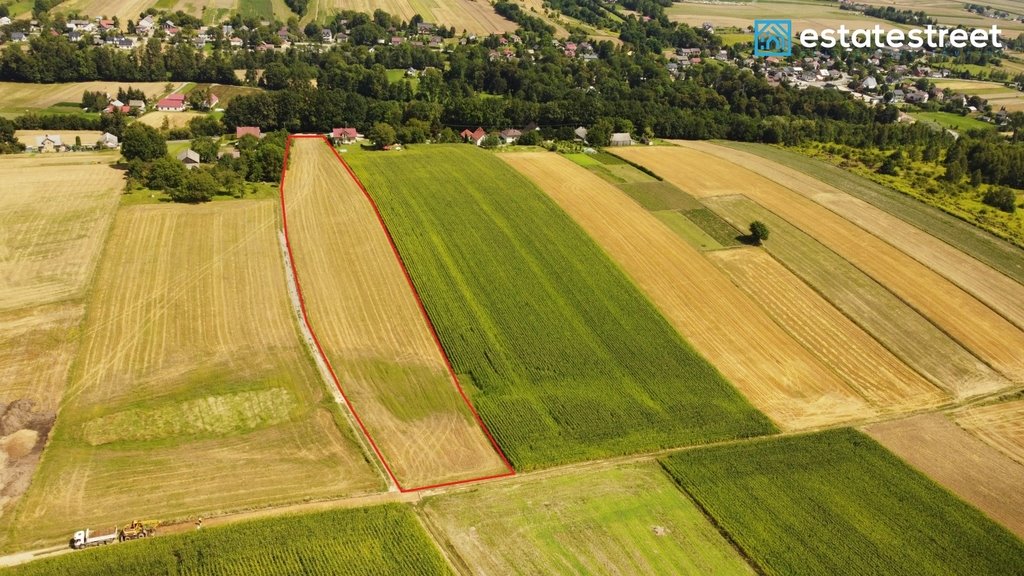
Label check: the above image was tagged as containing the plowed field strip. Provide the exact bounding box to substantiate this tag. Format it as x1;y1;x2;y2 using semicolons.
281;136;511;490
502;152;873;430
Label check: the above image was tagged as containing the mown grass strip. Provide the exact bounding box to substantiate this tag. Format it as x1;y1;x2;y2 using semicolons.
1;505;449;576
346;145;774;470
661;428;1024;576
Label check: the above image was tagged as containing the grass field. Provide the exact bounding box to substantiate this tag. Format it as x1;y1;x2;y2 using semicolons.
301;0;516;33
714;142;1024;285
503;152;872;430
662;428;1024;576
1;504;451;576
956;399;1024;465
282;138;508;488
9;201;381;549
703;194;1006;398
617;143;1024;384
347;145;775;470
708;248;945;411
0;82;176;115
695;141;1024;333
933;78;1024;112
651;210;724;250
864;414;1024;538
910;111;994;132
0;153;123;541
859;0;1024;35
421;463;755;575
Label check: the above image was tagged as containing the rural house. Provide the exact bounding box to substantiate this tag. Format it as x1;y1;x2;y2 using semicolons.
609;133;633;146
98;132;119;148
236;126;262;139
499;128;521;144
330;127;361;144
177;149;201;168
156;93;186;112
460;127;487;145
35;134;64;153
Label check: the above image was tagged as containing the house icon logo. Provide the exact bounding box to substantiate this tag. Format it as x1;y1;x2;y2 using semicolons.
754;19;792;57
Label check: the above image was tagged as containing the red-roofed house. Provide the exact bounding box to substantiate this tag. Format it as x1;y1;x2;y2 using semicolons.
156;93;186;112
330;127;361;143
463;127;486;145
236;126;262;139
206;93;220;109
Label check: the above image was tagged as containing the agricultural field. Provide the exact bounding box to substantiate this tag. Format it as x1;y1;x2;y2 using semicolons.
714;141;1024;285
956;398;1024;465
0;153;122;538
910;111;995;132
0;504;451;576
502;152;873;430
864;414;1024;538
662;429;1024;576
932;78;1024;112
301;0;516;33
616;143;1024;383
9;200;381;549
421;463;755;575
282;138;509;489
136;112;206;130
0;82;176;117
858;0;1024;35
692;141;1024;332
666;0;894;33
346;145;775;470
703;194;1006;398
13;131;104;148
708;248;945;411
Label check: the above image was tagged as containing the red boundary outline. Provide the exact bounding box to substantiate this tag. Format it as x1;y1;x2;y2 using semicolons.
279;134;515;492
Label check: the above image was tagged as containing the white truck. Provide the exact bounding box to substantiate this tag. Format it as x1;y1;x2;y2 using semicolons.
69;528;119;550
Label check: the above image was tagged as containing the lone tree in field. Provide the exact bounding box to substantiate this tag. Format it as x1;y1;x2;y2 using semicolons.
368;122;396;150
749;221;770;245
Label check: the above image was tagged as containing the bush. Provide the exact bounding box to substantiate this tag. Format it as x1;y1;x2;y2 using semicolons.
749;220;770;244
982;187;1017;213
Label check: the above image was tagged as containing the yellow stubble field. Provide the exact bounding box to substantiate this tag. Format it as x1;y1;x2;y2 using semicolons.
9;200;382;549
282;138;509;488
502;152;875;430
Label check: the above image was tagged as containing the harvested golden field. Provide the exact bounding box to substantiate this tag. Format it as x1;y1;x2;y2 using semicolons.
690;142;1024;333
136;111;205;129
307;0;515;33
864;414;1024;539
502;152;873;430
0;81;177;111
283;138;509;488
956;399;1024;465
704;195;1006;399
10;201;381;549
616;144;1024;384
0;154;121;313
709;248;946;412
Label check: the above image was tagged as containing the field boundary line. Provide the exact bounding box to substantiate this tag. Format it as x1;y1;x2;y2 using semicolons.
279;134;514;492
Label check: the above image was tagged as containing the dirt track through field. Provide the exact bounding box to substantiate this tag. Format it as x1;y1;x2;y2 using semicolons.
864;414;1024;538
956;399;1024;466
503;152;874;430
615;144;1024;384
282;138;510;489
688;141;1024;333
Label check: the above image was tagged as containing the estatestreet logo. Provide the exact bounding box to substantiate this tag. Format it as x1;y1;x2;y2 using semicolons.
754;19;793;57
754;19;1003;56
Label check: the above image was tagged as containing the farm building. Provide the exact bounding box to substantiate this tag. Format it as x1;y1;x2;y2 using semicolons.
177;149;201;168
34;135;64;153
460;127;487;145
500;129;521;144
98;132;119;148
331;127;362;144
156;93;186;112
236;126;262;139
609;133;633;146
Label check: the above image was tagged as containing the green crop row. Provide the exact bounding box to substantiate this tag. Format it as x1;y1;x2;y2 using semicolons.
2;505;451;576
661;428;1024;576
346;146;774;470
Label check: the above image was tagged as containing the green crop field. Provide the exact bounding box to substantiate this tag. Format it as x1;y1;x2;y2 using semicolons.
421;463;755;574
911;111;995;132
346;145;774;470
661;429;1024;576
715;142;1024;284
1;505;451;576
